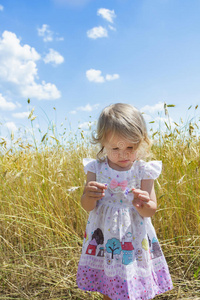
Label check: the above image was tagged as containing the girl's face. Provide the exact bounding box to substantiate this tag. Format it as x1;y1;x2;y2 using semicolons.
103;132;138;171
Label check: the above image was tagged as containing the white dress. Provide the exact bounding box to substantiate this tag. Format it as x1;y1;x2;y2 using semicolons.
77;158;173;300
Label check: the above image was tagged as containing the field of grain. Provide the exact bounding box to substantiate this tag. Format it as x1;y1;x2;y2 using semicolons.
0;105;199;299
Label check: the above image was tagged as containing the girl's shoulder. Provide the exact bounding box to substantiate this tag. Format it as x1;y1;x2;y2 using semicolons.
134;160;162;180
83;158;104;174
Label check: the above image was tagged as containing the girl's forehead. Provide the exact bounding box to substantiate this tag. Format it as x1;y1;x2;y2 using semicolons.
105;132;132;145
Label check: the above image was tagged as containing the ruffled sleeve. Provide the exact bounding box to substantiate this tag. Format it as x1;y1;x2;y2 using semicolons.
138;160;162;180
83;158;97;174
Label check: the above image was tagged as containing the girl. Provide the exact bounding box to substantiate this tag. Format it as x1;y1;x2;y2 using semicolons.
77;103;173;300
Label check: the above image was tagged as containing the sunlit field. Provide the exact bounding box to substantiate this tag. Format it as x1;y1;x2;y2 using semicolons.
0;104;199;299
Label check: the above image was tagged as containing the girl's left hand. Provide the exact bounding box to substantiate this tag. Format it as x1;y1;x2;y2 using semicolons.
132;188;151;208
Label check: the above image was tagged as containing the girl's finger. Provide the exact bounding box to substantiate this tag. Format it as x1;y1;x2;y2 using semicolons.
88;181;107;190
133;201;143;208
138;194;150;202
89;192;105;199
132;188;142;194
87;186;105;193
132;188;149;198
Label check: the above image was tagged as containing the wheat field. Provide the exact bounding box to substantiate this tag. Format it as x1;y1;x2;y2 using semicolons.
0;104;199;299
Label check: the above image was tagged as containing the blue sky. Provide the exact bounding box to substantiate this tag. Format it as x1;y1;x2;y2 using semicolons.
0;0;200;144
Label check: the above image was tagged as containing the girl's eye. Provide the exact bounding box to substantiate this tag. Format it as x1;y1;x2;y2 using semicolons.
112;148;119;151
127;147;133;150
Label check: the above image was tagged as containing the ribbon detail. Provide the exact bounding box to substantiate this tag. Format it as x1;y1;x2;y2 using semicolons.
110;179;128;191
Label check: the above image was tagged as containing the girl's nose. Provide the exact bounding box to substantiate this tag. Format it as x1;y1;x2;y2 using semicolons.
119;150;128;158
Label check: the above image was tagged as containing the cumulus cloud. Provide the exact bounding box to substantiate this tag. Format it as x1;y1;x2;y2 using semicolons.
108;25;116;31
0;30;61;100
0;94;17;111
12;112;30;119
140;102;176;131
87;26;108;39
5;122;18;132
86;69;105;83
79;121;95;129
69;110;77;114
43;49;64;65
70;103;99;114
105;74;120;81
37;24;53;42
37;24;64;42
97;8;116;23
78;103;99;112
155;116;176;130
141;102;164;114
87;8;116;39
56;37;64;41
20;81;61;100
86;69;119;83
0;4;4;11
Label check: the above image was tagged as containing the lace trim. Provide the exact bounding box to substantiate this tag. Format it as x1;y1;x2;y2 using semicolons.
97;174;140;194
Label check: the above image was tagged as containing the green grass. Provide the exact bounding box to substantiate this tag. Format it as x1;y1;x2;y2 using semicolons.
0;104;199;299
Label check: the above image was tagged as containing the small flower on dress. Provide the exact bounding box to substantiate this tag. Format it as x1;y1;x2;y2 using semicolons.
125;188;129;195
125;188;135;195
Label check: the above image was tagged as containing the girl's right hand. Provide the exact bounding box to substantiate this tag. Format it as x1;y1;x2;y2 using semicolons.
84;181;107;201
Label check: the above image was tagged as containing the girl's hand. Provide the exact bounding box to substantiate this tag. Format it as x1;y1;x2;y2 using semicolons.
131;180;157;217
81;171;107;212
132;188;151;209
85;181;107;201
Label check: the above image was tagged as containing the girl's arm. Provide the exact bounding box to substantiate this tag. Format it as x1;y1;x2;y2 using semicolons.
81;171;107;212
132;179;157;217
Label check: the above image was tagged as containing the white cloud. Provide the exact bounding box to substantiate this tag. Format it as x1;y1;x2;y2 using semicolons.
20;81;61;100
56;37;64;41
0;4;4;11
12;112;29;119
87;26;108;39
0;94;17;111
108;25;116;31
143;106;176;132
69;110;77;114
154;116;176;130
78;103;99;112
43;49;64;65
79;121;95;129
141;102;164;114
37;24;64;42
37;24;53;42
97;8;116;23
5;122;18;132
106;74;120;81
16;102;22;108
70;103;99;114
86;69;119;83
0;30;61;100
86;69;105;83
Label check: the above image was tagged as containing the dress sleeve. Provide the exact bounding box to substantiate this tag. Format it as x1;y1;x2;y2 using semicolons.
138;160;162;180
83;158;97;174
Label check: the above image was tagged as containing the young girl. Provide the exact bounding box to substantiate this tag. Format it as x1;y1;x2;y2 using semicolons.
77;103;173;300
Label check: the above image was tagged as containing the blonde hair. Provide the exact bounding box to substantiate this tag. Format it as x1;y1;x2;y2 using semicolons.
92;103;152;160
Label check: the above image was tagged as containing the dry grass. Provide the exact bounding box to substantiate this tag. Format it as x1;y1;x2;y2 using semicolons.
0;104;199;299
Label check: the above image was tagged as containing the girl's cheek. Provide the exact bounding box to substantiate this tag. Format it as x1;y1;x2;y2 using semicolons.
132;150;137;160
110;150;118;160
